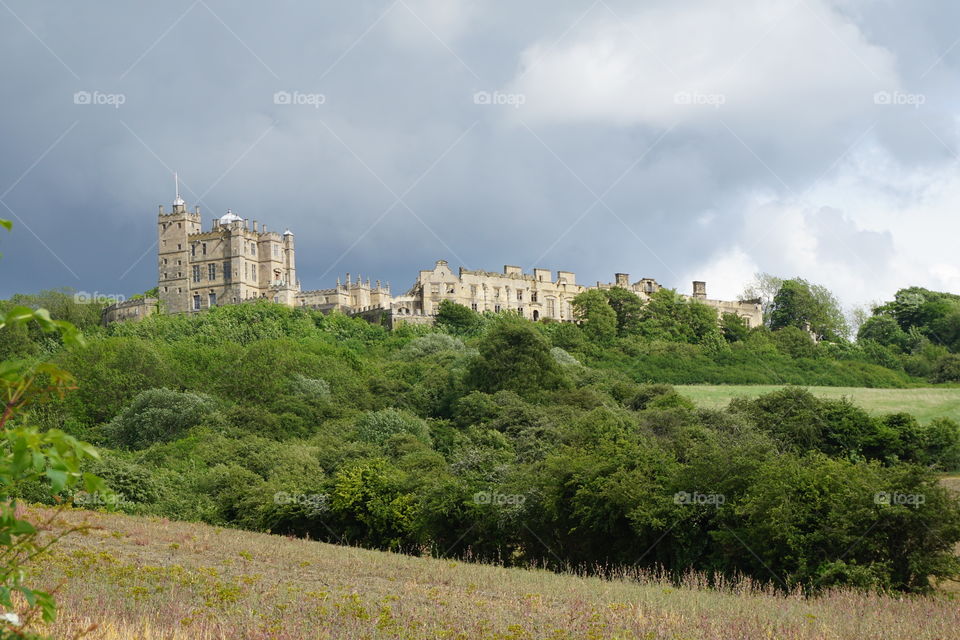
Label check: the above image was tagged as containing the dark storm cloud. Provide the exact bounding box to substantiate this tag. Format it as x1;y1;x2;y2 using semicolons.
1;0;959;306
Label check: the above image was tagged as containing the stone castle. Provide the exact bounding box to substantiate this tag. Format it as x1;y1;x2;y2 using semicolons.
102;189;763;328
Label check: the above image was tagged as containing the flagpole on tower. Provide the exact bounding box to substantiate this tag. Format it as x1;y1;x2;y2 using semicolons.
174;171;185;207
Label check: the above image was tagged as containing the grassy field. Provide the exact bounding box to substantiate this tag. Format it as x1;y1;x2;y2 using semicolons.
677;385;960;423
13;507;959;640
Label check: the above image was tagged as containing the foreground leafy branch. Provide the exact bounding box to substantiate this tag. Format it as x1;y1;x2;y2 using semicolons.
0;221;106;639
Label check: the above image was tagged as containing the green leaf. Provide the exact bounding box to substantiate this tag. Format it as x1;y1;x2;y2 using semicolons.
36;590;57;622
0;219;10;231
45;468;68;493
16;585;36;607
82;472;107;494
10;519;35;536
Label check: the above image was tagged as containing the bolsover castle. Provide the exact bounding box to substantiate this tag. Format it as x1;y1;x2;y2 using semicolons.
102;188;763;329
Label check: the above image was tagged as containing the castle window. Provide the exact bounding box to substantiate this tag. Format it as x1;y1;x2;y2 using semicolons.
494;304;501;313
547;298;556;317
178;223;182;229
162;272;167;280
202;243;207;256
163;287;168;292
223;261;231;280
252;267;257;282
177;260;181;266
430;285;439;295
192;295;201;311
192;265;200;283
273;245;279;257
471;303;478;311
191;244;196;257
470;285;477;297
163;258;167;265
208;264;216;280
517;290;523;301
177;244;182;250
208;292;217;307
531;292;538;303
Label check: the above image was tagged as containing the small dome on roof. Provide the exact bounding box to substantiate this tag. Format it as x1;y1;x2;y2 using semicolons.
283;228;294;236
219;209;242;224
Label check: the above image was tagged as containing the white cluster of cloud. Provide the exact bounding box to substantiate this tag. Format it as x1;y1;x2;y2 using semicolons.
509;0;896;131
504;0;959;309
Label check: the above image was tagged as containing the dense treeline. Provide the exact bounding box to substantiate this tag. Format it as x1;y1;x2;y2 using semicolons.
858;287;960;382
2;291;959;594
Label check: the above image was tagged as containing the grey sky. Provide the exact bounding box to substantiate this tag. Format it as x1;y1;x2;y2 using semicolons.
1;0;959;309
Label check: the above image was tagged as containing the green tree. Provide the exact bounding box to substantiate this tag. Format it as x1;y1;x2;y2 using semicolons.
769;278;848;341
857;315;908;350
601;287;644;336
571;290;616;344
466;319;566;397
720;312;750;343
434;300;482;335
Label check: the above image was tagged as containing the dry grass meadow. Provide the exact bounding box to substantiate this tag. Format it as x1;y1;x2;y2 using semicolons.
11;506;958;640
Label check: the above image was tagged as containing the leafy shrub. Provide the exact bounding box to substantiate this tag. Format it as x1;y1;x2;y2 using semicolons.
88;456;163;506
289;374;331;402
628;384;677;411
105;388;217;449
771;326;817;359
932;354;960;382
401;333;466;358
355;408;431;446
550;346;580;366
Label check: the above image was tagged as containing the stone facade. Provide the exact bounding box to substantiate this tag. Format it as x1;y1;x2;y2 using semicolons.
102;192;763;330
385;260;763;329
100;297;159;325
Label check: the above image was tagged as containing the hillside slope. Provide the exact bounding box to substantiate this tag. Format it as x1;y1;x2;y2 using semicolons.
24;507;960;640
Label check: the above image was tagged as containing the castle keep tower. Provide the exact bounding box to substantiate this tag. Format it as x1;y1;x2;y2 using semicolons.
156;176;300;314
157;179;202;314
